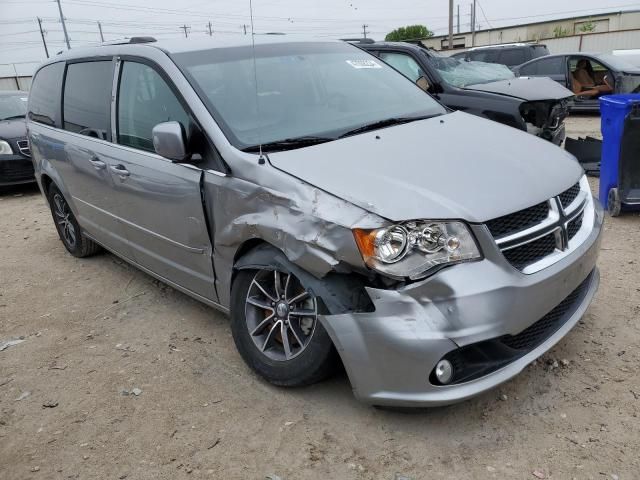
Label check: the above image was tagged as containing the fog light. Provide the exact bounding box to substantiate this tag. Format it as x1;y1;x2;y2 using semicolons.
435;360;453;384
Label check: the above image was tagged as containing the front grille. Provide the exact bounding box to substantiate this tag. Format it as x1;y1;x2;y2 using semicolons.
16;139;31;157
486;201;549;238
559;182;580;208
567;214;583;241
487;180;588;272
0;161;35;181
433;271;594;385
502;233;557;271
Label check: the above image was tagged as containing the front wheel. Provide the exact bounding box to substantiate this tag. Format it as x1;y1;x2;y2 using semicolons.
230;269;336;386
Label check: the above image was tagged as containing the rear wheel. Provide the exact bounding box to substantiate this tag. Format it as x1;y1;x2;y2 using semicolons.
607;187;622;217
230;268;336;386
48;185;101;257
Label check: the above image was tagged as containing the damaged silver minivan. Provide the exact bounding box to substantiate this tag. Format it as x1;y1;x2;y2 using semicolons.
28;36;603;406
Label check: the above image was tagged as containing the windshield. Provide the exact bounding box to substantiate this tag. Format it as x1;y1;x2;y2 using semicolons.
424;54;515;88
174;42;446;150
0;93;28;120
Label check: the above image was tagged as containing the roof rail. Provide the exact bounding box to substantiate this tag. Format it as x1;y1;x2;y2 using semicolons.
341;38;375;44
99;36;157;46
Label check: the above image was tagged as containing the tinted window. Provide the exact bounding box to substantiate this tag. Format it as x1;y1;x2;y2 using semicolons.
63;61;113;141
498;49;528;67
535;56;565;75
117;62;190;152
379;51;425;82
469;50;499;63
518;62;537;75
532;45;550;58
28;62;64;126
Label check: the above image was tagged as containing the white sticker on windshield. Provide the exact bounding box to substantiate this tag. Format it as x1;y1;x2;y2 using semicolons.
346;59;382;69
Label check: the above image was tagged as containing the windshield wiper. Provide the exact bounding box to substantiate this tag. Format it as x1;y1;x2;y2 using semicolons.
242;136;334;153
0;114;26;121
338;114;439;138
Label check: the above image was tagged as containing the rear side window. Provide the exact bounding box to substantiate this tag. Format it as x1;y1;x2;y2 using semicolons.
518;61;538;76
117;62;190;152
63;61;113;141
498;49;527;67
28;62;64;126
469;50;499;63
532;45;549;58
535;57;565;75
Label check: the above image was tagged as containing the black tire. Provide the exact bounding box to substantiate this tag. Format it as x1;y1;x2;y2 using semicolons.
607;187;622;217
48;185;101;258
230;269;336;387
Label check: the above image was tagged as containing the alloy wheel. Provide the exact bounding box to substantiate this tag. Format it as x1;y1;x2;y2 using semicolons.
52;193;77;249
244;270;318;361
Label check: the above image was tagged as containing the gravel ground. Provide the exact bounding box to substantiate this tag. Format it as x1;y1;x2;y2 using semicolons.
1;115;639;480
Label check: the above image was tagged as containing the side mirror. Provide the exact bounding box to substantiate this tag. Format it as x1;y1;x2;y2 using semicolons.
152;121;189;162
416;76;431;92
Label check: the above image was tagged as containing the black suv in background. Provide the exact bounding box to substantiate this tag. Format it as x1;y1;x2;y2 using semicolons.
0;91;33;187
359;41;572;145
450;44;550;69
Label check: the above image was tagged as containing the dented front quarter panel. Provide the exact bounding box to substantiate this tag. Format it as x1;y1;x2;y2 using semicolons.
201;154;385;308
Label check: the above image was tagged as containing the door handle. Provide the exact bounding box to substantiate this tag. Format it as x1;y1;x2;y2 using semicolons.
109;164;130;177
89;156;106;170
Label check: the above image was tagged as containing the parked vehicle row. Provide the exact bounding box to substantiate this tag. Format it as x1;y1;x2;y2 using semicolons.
358;40;572;144
27;36;603;407
513;53;640;111
0;91;33;186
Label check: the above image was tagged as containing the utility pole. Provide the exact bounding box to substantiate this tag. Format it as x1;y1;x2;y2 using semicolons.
362;24;368;39
471;0;477;46
243;24;248;35
97;21;104;42
457;4;460;34
55;0;71;49
180;24;190;38
448;0;453;50
207;21;213;36
37;17;49;58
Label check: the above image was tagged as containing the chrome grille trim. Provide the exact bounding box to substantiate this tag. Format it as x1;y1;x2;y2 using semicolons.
489;176;593;274
17;139;31;157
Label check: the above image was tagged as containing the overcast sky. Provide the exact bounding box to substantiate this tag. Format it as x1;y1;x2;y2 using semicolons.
1;0;638;72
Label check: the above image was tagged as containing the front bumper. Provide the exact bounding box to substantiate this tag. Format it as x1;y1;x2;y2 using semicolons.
0;154;35;186
321;198;603;407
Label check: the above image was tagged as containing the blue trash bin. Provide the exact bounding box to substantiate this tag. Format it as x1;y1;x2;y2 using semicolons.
599;94;640;216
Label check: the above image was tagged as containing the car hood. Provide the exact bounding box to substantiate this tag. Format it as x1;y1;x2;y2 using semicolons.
463;77;574;101
0;117;27;140
268;111;583;223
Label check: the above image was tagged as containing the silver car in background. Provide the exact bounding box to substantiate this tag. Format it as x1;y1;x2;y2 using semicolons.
27;36;603;407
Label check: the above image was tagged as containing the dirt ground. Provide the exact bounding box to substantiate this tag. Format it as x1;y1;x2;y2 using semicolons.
1;115;639;480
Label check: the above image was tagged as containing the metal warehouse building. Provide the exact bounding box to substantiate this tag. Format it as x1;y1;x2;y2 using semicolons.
422;9;640;53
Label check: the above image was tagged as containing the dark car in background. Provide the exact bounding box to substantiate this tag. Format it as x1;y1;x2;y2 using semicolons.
513;53;640;112
359;41;572;145
0;90;33;186
450;43;550;69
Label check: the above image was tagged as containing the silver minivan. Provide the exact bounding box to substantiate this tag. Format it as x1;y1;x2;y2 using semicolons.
28;36;603;407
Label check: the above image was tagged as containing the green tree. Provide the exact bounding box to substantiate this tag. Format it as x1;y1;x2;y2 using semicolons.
385;25;433;42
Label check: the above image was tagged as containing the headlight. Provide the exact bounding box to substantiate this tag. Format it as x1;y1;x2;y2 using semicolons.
0;140;13;155
353;221;481;280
